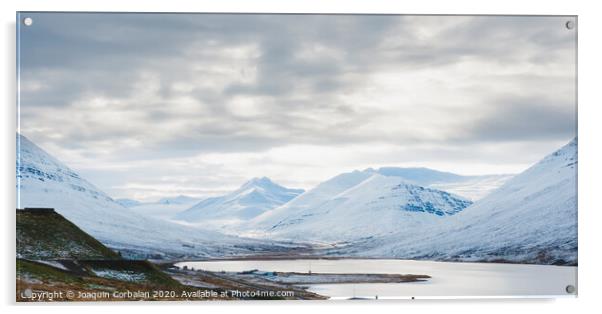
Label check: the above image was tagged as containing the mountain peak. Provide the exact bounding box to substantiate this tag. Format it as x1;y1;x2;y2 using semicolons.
158;195;199;204
375;167;464;185
239;177;276;191
174;177;304;224
247;176;273;185
17;133;248;258
536;137;577;169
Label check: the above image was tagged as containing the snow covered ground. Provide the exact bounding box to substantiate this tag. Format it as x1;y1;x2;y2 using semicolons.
92;269;147;282
341;138;578;264
173;177;304;230
429;174;513;201
16;132;577;264
374;167;513;201
125;197;201;221
249;173;473;242
16;134;282;259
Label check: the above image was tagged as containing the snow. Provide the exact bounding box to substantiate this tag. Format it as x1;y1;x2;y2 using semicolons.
345;138;578;264
16;131;577;264
249;172;472;242
116;195;201;220
173;177;303;228
35;260;69;271
428;174;513;201
158;195;201;205
115;198;142;207
244;138;577;264
128;198;200;221
248;167;509;239
249;170;375;231
16;133;271;259
372;167;513;201
92;269;147;282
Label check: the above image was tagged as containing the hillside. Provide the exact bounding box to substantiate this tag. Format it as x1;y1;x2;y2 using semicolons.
16;133;284;259
174;177;304;227
15;208;321;302
126;196;200;220
251;173;472;242
374;167;512;201
345;138;578;265
17;208;120;260
16;209;198;301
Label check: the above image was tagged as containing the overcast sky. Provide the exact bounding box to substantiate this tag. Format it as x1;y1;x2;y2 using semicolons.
18;13;577;201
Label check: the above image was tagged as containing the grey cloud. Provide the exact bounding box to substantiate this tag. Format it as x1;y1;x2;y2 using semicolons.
378;16;575;71
465;96;576;142
18;13;577;178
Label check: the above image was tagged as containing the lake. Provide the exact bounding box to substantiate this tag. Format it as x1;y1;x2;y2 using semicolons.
175;259;577;299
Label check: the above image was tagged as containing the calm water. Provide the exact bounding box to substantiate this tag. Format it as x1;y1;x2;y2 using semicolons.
175;259;577;299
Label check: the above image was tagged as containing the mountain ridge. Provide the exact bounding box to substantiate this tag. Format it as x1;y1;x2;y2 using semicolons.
339;138;578;265
16;133;274;259
251;172;473;242
174;177;304;226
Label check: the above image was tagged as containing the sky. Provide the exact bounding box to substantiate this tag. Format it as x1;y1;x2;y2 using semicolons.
18;13;577;201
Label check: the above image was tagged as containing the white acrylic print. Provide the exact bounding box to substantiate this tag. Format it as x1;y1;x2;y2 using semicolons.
16;12;577;301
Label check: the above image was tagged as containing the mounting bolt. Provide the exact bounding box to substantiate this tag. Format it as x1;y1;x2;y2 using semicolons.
566;285;576;294
565;20;575;30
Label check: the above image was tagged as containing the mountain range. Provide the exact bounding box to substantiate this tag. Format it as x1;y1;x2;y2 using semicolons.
117;196;201;221
16;133;577;264
16;134;280;259
249;172;473;241
173;177;304;229
334;138;578;264
374;167;513;200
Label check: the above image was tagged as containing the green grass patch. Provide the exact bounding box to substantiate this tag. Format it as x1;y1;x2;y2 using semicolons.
17;210;121;260
17;259;83;284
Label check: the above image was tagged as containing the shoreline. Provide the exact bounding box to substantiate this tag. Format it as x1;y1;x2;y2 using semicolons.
160;254;578;267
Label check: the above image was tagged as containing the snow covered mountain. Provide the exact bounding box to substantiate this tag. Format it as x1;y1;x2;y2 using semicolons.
16;133;274;259
428;174;513;201
248;170;375;233
376;167;468;185
373;167;512;201
17;131;576;264
115;198;142;207
121;195;201;220
158;195;201;205
250;171;473;242
345;138;578;264
174;177;303;228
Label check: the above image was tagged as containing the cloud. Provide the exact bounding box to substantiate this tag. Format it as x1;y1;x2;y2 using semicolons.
465;96;576;141
18;13;577;199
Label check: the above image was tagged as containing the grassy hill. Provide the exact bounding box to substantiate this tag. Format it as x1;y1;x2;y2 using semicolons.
16;259;193;301
15;208;200;301
17;209;121;260
15;208;323;301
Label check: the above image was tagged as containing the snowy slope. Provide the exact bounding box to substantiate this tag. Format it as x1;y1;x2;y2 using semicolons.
249;170;376;232
251;172;472;242
348;138;578;264
158;195;201;205
115;198;142;207
376;167;466;185
375;167;512;201
174;177;303;228
125;196;201;220
16;134;271;259
249;167;507;237
428;174;513;201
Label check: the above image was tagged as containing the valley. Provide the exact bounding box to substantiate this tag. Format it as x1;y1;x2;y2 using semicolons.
15;133;578;300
